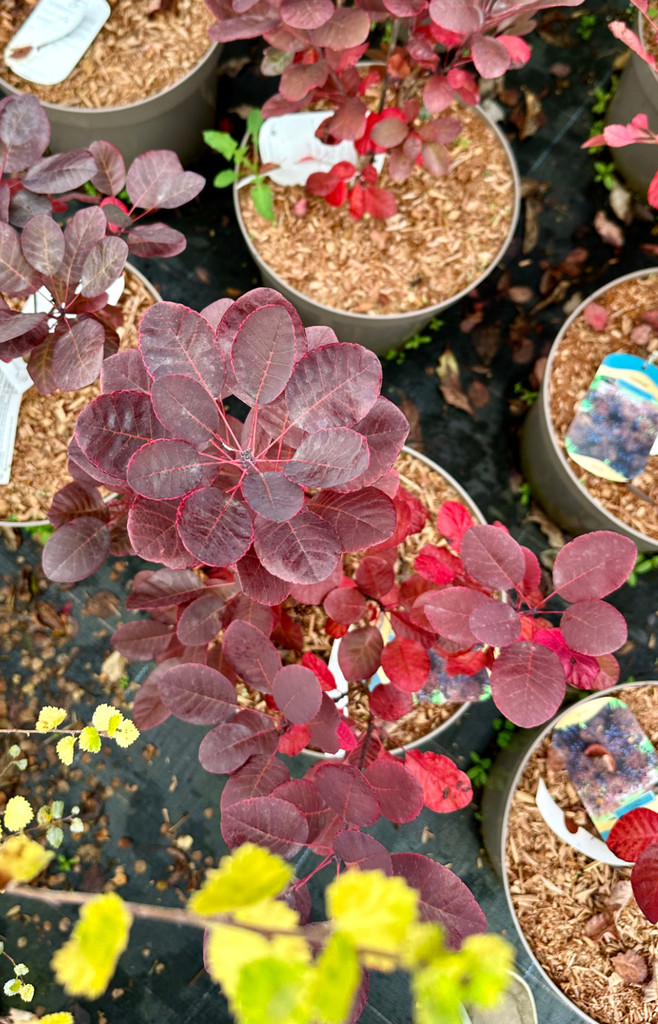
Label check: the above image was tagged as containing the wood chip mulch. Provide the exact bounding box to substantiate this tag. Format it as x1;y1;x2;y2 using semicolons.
239;104;515;316
507;685;658;1024
549;273;658;542
0;271;157;524
0;0;214;109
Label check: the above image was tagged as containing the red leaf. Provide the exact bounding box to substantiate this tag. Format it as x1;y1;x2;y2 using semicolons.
560;599;627;656
380;637;430;693
337;625;384;681
424;587;490;647
324;586;367;625
278;724;312;756
608;808;658;862
469;599;521;647
315;763;380;826
405;750;472;813
632;844;658;923
553;532;637;602
364;185;397;220
370;683;414;721
364;759;424;823
355;556;395;598
460;524;525;590
272;664;323;724
221;796;309;859
490;641;566;727
583;301;609;331
415;544;462;584
301;652;336;692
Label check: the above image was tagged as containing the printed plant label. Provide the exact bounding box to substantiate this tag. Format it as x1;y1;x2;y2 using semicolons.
565;353;658;482
551;696;658;840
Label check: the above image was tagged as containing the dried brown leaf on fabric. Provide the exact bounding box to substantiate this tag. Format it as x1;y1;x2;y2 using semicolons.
529;356;547;389
436;350;473;416
584;911;618;941
147;0;177;12
549;62;571;77
218;55;252;78
472;324;501;365
609;183;633;225
101;650;129;684
612;950;649;985
511;336;534;364
594;209;625;248
468;381;490;409
83;591;121;618
508;286;534;304
498;87;520;106
524;505;566;549
510;89;545;139
530;278;571;314
460;310;484;333
399;396;423;451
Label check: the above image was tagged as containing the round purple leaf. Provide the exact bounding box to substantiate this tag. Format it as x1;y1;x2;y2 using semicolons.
469;599;522;647
178;487;254;567
176;592;225;646
158;663;237;724
42;516;111;583
460;524;526;590
221;796;309;859
151;373;221;447
242;470;304;522
272;664;323;724
553;531;637;602
315;763;380;826
490;641;566;728
254;508;341;584
127;439;217;500
560;599;627;656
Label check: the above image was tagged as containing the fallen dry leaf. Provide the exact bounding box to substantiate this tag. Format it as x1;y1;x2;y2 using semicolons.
510;88;545;139
610;879;633;913
594;209;624;248
83;590;120;618
101;650;129;684
507;286;534;304
468;380;490;408
609;183;633;225
584;911;618;941
524;505;566;549
612;950;649;985
436;350;473;416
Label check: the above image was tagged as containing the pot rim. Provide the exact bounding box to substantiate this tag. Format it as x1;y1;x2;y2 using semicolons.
233;103;522;325
499;679;658;1024
0;261;160;530
303;444;487;758
539;266;658;549
0;40;219;116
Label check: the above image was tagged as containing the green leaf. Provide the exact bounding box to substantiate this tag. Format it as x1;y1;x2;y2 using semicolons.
251;180;276;223
204;130;238;161
235;957;312;1024
246;108;264;140
311;934;360;1024
46;826;64;849
411;962;463;1024
213;169;239;189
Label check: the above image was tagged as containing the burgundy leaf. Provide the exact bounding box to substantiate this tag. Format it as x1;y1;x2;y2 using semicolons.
490;641;566;727
309;7;370;47
221;796;309;859
307;693;342;754
315;763;380;826
428;0;482;34
221;755;290;810
364;759;424;823
289;563;343;606
355;556;395;598
75;391;166;480
127;439;216;500
199;715;279;774
0;221;42;294
22;148;97;193
208;10;280;41
324;587;367;625
608;808;658;862
21;214;64;275
234;547;292;605
280;61;330;102
286;427;369;487
391;852;487;948
0;94;50;173
100;349;151;393
273;778;333;844
242;470;304;522
178;487;254;567
370;683;414;721
0;307;47;348
127;223;187;258
128;496;197;569
460;524;525;590
254;509;341;584
223;594;275;636
333;831;392;873
308;488;396;550
632;844;658;923
132;668;171;731
469;599;521;647
337;625;384;681
471;35;511;77
520;545;542;595
217;287;307;364
112;618;173;660
67;436;123;489
139;302;225;396
560;600;627;656
176;593;225;645
126;567;204;610
272;664;323;724
151;373;221;447
157;663;237;724
231;304;297;405
222;619;282;693
59;207;109;288
280;0;333;28
553;532;637;602
47;481;109;528
42;516;111;582
89;140;126;195
126;150;204;210
380;637;430;693
424;587;490;646
370;118;409;149
317;99;367;144
79;236;129;297
285;343;381;431
51;317;106;391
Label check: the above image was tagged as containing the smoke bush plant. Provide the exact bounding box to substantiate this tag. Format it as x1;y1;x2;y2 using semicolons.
0;93;204;392
204;0;585;218
607;806;658;923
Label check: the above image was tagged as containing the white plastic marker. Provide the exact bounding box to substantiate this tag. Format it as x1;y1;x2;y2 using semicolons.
5;0;110;86
535;778;632;867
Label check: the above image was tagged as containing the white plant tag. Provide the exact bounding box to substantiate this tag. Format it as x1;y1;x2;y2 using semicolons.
5;0;111;86
254;111;384;188
0;359;33;486
535;778;632;867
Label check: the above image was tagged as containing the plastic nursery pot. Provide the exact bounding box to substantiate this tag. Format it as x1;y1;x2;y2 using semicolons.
0;42;221;167
461;971;538;1024
606;13;658;199
233;106;521;354
520;267;658;552
304;445;487;759
481;680;657;1024
0;262;160;530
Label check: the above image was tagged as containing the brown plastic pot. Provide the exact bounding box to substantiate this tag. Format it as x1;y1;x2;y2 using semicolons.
0;42;220;167
0;262;160;530
233;107;521;354
481;681;655;1024
520;267;658;552
606;14;658;198
304;445;487;757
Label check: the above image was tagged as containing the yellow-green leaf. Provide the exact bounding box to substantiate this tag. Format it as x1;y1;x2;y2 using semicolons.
113;718;139;748
0;834;53;888
51;892;132;999
4;796;33;832
311;933;360;1024
411;962;464;1024
91;704;123;734
189;843;293;915
41;1014;75;1024
461;934;513;1008
36;706;67;731
79;726;101;753
235;957;312;1024
56;736;76;766
327;870;418;969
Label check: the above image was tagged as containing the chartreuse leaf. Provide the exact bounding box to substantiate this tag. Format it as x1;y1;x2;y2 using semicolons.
311;932;360;1024
205;900;310;1003
412;961;464;1024
411;932;514;1024
235;957;313;1024
189;843;292;915
0;835;53;887
326;869;418;970
51;892;132;999
214;169;239;189
460;934;513;1007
